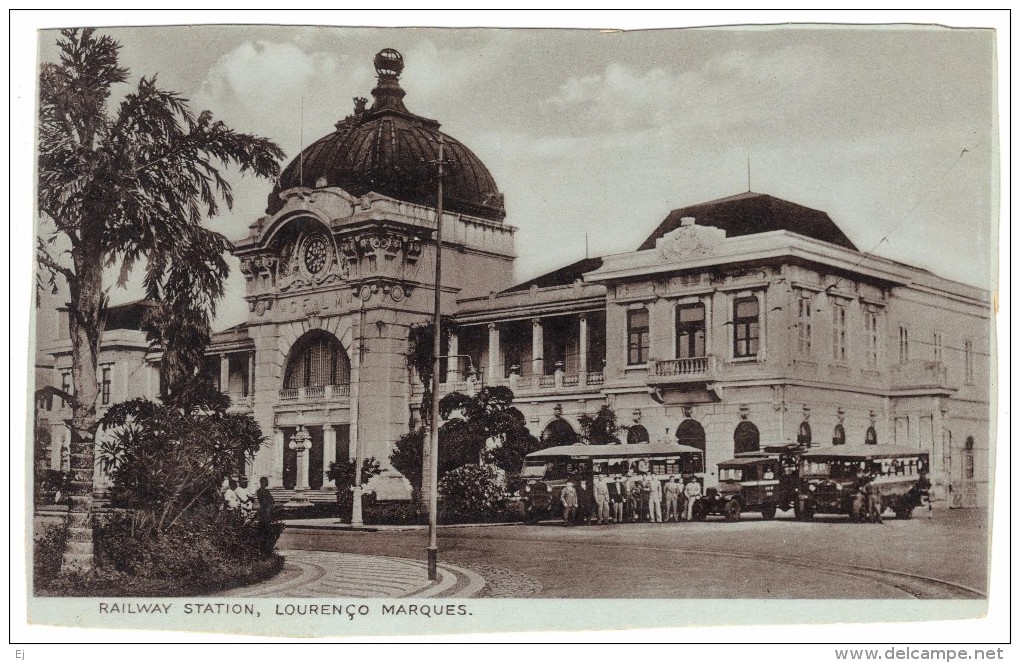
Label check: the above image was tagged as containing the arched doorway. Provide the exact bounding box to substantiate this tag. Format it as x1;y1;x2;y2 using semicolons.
542;417;579;447
281;332;351;490
797;421;812;447
734;420;760;455
865;426;878;445
832;424;846;445
675;419;706;452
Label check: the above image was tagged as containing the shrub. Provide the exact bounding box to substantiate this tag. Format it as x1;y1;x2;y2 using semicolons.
438;464;508;522
36;506;285;596
326;457;382;519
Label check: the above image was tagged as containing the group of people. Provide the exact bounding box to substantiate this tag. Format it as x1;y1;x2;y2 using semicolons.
221;476;278;553
559;473;704;525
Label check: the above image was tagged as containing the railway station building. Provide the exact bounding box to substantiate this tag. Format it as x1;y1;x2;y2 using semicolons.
37;49;993;508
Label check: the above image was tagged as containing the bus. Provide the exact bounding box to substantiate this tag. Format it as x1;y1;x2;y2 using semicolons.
795;445;931;521
517;442;705;522
700;445;805;521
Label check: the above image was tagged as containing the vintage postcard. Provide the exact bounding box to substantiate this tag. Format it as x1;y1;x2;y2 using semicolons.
16;13;1006;646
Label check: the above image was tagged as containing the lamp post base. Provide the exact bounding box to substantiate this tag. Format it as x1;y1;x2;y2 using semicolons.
427;547;438;581
350;485;364;527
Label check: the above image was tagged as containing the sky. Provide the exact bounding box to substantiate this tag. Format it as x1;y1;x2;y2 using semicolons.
35;21;998;331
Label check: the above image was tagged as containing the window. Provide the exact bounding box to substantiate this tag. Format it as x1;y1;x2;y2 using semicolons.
932;333;943;362
963;437;975;480
675;303;705;359
100;367;111;405
60;372;72;408
865;309;879;368
733;297;759;358
964;340;974;384
898;326;909;363
797;296;812;355
831;302;846;362
832;424;846;445
865;426;878;445
627;309;650;365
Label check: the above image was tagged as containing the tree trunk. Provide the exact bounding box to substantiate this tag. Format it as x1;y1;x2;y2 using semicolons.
60;235;103;574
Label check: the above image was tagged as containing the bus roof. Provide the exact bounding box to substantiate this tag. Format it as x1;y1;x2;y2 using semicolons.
800;445;930;460
717;456;779;468
526;442;704;459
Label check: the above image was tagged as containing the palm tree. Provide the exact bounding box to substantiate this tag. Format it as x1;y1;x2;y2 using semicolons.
36;28;284;573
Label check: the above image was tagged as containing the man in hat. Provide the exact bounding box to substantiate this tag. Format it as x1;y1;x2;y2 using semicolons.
593;475;612;524
663;475;682;522
624;471;639;522
683;476;703;521
561;481;578;526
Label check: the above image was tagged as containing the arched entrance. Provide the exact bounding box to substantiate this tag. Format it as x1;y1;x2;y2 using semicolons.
281;331;352;490
734;420;760;455
542;417;578;447
832;424;846;445
797;421;812;447
675;419;706;452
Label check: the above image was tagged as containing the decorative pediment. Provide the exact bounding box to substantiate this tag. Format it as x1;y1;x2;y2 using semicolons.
656;217;726;262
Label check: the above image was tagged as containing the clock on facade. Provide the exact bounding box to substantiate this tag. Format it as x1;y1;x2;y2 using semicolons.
303;235;329;274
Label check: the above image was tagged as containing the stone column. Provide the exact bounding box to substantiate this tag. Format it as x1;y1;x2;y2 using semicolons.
446;330;459;382
219;353;230;394
272;428;284;487
247;352;256;400
531;318;544;377
488;322;501;380
296;435;311;491
703;295;713;358
323;424;337;487
578;313;589;381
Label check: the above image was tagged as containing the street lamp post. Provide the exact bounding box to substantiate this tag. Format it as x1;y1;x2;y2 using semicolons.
284;426;313;507
426;137;446;581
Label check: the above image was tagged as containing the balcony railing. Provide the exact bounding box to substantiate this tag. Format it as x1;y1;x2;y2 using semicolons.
646;356;717;385
278;384;352;403
426;371;606;398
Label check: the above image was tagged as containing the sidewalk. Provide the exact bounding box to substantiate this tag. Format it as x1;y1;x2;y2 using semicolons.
281;517;523;532
217;550;486;598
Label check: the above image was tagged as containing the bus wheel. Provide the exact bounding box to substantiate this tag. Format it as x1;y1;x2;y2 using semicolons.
724;499;742;521
895;503;914;520
760;505;777;520
692;501;708;521
794;500;814;521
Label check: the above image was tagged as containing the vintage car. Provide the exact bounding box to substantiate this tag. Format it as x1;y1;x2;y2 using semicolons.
795;445;931;521
516;442;705;522
701;445;804;521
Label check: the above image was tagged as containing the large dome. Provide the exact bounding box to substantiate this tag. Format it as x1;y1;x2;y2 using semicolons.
268;49;505;222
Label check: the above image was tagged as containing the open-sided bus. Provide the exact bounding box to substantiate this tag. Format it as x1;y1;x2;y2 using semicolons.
701;445;805;521
517;443;705;522
795;445;930;521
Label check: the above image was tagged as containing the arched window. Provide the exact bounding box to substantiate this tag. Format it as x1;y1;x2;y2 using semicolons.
284;331;351;389
865;426;878;445
542;418;579;447
797;421;812;447
734;420;760;455
676;418;706;452
832;424;846;445
964;437;975;480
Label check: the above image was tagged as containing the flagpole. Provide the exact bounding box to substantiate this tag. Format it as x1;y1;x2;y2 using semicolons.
426;137;445;581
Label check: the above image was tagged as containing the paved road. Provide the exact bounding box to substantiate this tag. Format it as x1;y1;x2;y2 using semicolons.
280;508;988;599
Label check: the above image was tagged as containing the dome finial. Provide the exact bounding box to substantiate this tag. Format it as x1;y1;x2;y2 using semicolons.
374;48;404;82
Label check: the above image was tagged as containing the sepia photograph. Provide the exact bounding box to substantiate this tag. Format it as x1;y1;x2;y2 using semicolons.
14;10;1006;647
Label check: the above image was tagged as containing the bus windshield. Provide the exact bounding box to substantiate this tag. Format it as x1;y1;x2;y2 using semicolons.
520;461;547;479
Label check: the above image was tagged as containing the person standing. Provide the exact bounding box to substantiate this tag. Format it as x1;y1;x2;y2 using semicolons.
609;477;624;524
236;476;255;514
646;473;663;523
223;478;241;511
561;481;578;526
256;477;277;554
638;472;652;522
663;475;682;522
624;472;639;522
576;478;592;526
594;475;612;524
865;478;884;524
683;477;703;522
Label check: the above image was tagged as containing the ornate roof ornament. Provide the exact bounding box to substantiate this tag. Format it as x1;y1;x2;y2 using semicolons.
655;217;726;262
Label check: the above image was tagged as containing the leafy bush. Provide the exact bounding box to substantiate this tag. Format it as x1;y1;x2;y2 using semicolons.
326;457;382;519
438;464;508;522
578;405;620;445
33;524;68;587
36;507;285;596
34;469;70;505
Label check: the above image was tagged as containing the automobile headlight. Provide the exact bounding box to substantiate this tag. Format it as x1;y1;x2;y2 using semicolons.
809;484;816;492
524;485;531;493
545;484;551;492
833;483;842;491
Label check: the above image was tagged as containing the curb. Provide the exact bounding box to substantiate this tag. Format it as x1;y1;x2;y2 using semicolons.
283;520;525;532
